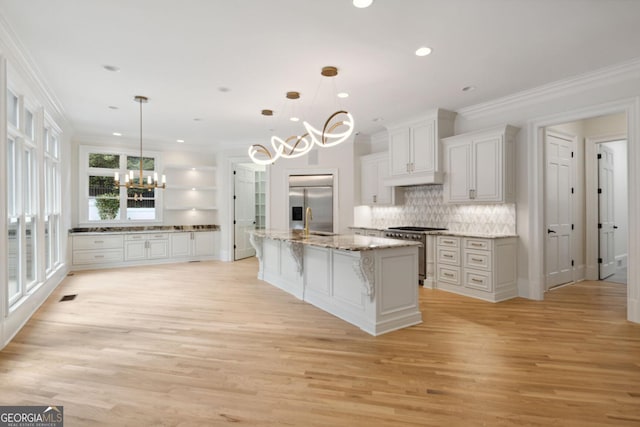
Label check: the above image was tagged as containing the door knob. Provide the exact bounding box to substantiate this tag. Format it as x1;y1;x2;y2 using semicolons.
547;229;556;234
613;225;618;229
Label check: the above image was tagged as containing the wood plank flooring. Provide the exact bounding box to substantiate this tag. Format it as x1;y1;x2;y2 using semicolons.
1;258;639;426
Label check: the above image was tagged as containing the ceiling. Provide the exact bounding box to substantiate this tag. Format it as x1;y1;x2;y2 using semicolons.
1;0;640;151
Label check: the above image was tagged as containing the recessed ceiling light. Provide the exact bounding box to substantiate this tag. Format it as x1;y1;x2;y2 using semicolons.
218;87;230;93
108;105;119;110
103;65;120;72
337;92;349;99
191;188;196;191
177;139;185;143
353;0;373;8
112;132;122;136
462;85;476;92
415;46;432;57
290;117;300;122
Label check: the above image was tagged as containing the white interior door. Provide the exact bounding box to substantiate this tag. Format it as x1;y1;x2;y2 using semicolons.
234;164;256;260
545;131;573;289
598;145;616;279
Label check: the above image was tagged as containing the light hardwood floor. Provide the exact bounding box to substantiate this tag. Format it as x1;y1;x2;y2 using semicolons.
1;258;639;426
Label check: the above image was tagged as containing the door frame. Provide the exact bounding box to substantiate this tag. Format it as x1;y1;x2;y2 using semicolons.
527;97;639;323
585;133;627;280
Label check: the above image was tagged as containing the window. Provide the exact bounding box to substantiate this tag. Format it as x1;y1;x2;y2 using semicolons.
44;128;61;274
80;147;163;224
6;86;63;307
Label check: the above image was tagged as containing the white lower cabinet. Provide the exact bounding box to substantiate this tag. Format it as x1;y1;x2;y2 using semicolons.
72;235;124;266
170;231;216;258
72;230;217;270
435;235;517;302
125;233;169;261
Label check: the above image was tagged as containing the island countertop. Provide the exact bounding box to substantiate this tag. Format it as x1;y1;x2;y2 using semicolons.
250;229;421;251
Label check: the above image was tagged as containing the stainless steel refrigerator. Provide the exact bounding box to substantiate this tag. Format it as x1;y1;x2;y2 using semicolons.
289;174;333;233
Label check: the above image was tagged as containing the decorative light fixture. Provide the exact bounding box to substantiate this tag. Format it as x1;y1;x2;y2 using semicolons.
249;66;354;165
114;95;166;198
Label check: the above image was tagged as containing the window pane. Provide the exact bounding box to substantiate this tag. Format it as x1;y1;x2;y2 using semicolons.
51;134;59;159
89;176;119;220
127;156;154;171
7;138;17;215
7;89;18;128
25;216;36;286
89;153;120;169
52;215;60;266
126;179;156;220
8;218;20;301
24;148;34;214
45;215;51;272
25;109;34;140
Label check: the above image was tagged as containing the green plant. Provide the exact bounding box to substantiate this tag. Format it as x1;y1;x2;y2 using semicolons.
95;193;120;220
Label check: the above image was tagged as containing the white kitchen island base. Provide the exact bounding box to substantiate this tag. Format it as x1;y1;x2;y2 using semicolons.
250;231;422;336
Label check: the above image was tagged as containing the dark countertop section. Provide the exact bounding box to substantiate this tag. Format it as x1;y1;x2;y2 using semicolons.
69;224;220;234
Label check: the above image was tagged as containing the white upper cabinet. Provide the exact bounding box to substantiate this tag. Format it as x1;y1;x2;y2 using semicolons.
360;152;402;206
443;125;519;204
384;109;456;186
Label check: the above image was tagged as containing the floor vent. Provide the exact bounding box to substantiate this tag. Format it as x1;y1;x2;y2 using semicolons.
188;260;201;263
59;294;77;302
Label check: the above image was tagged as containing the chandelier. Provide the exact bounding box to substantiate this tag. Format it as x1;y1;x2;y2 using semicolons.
249;66;354;165
114;95;166;198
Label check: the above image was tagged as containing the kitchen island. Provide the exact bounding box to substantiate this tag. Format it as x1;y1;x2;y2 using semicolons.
249;230;422;336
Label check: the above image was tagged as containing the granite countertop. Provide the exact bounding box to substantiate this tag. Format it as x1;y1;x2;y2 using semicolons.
348;226;388;232
251;229;421;251
69;224;220;235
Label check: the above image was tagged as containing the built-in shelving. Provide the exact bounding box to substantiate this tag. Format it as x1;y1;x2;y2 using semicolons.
163;165;217;212
255;170;266;229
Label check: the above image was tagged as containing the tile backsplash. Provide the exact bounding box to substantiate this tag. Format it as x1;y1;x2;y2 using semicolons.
370;185;516;235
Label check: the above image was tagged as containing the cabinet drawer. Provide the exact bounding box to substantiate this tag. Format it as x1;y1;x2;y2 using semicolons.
464;269;492;292
73;249;123;265
124;233;169;241
437;236;459;248
464;238;490;251
74;235;123;250
437;265;461;285
437;246;460;265
464;249;491;271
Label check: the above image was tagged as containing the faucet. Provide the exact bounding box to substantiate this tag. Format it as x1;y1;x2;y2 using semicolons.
304;207;313;236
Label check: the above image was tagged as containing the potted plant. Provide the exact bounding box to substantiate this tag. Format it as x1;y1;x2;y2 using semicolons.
95;193;120;220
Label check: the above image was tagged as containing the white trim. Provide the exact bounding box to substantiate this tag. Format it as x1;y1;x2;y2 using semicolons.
458;58;640;121
528;97;639;323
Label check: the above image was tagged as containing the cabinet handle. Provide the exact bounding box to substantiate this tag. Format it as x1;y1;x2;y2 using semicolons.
406;163;410;173
471;242;483;247
411;162;415;172
443;272;454;277
471;278;484;283
94;255;104;259
443;240;454;245
373;195;377;203
471;257;483;262
154;234;164;238
443;254;453;258
94;240;104;244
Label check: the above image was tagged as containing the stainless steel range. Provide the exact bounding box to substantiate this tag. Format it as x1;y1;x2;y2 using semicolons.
384;226;447;284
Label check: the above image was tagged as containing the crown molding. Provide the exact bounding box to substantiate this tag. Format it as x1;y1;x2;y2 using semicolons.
0;12;68;128
457;57;640;121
